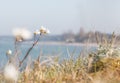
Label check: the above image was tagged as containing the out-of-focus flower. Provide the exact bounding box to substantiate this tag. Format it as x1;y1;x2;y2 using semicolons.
6;50;12;55
46;28;50;34
4;63;19;82
40;26;46;34
34;30;40;35
39;26;50;34
12;28;32;41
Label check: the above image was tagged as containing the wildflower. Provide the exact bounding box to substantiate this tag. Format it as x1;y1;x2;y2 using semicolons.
12;28;32;41
40;26;46;34
4;63;19;82
34;30;40;35
40;26;50;34
46;28;50;34
6;50;12;55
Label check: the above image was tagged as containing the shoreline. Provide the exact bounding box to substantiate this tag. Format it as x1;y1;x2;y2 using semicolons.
23;41;98;47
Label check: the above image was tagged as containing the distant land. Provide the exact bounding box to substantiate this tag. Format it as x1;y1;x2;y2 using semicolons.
0;29;120;45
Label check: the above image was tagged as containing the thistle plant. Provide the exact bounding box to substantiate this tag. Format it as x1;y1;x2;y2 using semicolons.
3;26;50;82
19;26;50;67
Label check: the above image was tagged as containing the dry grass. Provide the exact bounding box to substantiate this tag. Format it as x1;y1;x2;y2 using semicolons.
1;33;120;83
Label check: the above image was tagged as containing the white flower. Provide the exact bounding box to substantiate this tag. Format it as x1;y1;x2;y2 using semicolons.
6;50;12;55
39;26;50;34
4;63;19;81
46;29;50;34
13;28;32;41
34;30;40;35
40;26;46;33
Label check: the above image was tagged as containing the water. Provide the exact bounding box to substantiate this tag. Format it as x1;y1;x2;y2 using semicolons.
0;37;96;67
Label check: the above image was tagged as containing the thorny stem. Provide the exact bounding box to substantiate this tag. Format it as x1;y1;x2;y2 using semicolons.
19;37;40;67
14;40;18;53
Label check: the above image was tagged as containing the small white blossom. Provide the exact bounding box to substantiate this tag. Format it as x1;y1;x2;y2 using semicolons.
40;26;46;33
39;26;50;34
34;30;40;35
13;28;32;41
6;50;12;55
4;63;19;82
46;29;50;34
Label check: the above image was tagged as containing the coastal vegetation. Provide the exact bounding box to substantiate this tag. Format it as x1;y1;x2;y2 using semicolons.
0;27;120;83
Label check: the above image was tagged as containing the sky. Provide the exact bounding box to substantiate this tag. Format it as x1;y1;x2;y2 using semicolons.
0;0;120;35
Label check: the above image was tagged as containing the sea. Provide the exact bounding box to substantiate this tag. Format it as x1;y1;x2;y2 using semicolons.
0;37;96;67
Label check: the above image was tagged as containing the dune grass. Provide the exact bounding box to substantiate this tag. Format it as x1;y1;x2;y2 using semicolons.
1;33;120;83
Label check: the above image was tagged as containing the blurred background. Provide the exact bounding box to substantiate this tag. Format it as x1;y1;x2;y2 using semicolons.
0;0;120;36
0;0;120;66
